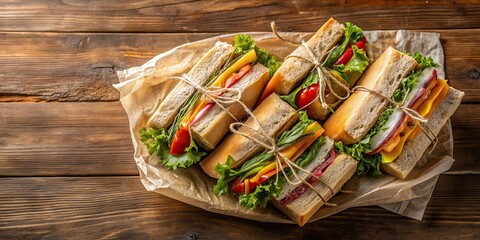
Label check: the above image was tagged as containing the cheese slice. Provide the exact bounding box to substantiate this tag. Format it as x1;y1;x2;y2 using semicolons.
179;50;257;126
248;122;324;183
212;49;257;87
381;78;449;163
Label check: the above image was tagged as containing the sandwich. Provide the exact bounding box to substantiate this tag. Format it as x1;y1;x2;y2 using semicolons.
258;18;370;120
140;35;281;170
323;47;464;178
201;94;357;226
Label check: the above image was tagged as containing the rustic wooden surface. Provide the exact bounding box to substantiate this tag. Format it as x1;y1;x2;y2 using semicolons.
0;1;479;239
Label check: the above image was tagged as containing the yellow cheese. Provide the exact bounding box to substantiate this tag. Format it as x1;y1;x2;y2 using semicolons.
212;49;257;87
381;79;450;163
179;50;257;126
244;179;250;195
248;122;323;183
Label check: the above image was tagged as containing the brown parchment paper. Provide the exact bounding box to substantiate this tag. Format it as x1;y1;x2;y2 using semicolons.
114;30;454;224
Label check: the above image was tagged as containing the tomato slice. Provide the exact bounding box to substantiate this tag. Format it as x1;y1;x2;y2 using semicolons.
333;36;366;66
296;83;319;109
169;125;191;155
225;64;252;88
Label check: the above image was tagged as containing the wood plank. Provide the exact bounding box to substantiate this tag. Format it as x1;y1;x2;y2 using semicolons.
0;30;478;102
0;102;478;176
0;1;479;32
0;175;478;239
0;102;136;176
0;32;215;102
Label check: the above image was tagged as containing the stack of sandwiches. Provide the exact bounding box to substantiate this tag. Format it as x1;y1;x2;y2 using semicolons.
140;18;464;226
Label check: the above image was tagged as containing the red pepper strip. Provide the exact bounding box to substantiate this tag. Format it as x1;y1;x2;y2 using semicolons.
333;36;366;66
279;149;337;205
169;125;191;155
231;169;277;195
225;64;252;88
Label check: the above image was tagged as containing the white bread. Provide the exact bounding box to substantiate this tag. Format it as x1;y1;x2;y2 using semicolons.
276;137;334;200
271;154;357;226
323;47;418;144
271;18;345;95
147;41;234;128
191;63;270;150
200;94;298;179
382;87;464;179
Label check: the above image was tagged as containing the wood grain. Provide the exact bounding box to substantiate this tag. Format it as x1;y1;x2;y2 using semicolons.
0;102;478;176
0;32;215;102
0;30;479;102
0;1;479;33
0;102;136;176
0;175;478;239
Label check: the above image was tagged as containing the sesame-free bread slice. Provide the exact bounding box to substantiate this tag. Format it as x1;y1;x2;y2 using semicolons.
382;87;464;179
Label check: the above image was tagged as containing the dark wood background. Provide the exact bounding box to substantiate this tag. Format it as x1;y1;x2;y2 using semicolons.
0;1;479;239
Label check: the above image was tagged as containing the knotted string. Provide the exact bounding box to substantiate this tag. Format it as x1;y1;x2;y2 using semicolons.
271;21;438;152
271;22;351;111
351;86;438;152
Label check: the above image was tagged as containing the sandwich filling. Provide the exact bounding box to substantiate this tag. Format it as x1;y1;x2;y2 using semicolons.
280;23;369;113
140;35;281;170
213;111;337;208
335;53;450;176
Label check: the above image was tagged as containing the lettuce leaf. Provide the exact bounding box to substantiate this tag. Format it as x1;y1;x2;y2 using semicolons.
213;111;314;197
276;111;313;147
323;22;364;68
233;34;281;77
334;139;383;177
295;136;326;168
213;153;273;195
238;177;284;209
140;127;206;170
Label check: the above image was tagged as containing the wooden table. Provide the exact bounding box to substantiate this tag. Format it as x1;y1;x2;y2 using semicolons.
1;1;479;239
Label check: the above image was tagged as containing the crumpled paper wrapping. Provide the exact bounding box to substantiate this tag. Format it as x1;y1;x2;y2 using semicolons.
114;30;454;224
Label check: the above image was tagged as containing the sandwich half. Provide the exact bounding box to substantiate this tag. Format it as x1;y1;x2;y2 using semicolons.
259;18;370;120
205;94;357;226
324;47;464;178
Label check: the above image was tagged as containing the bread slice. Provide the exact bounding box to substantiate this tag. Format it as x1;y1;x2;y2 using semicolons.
271;154;357;226
271;18;345;95
323;47;418;144
191;63;270;150
147;41;234;128
200;94;298;179
382;87;464;179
